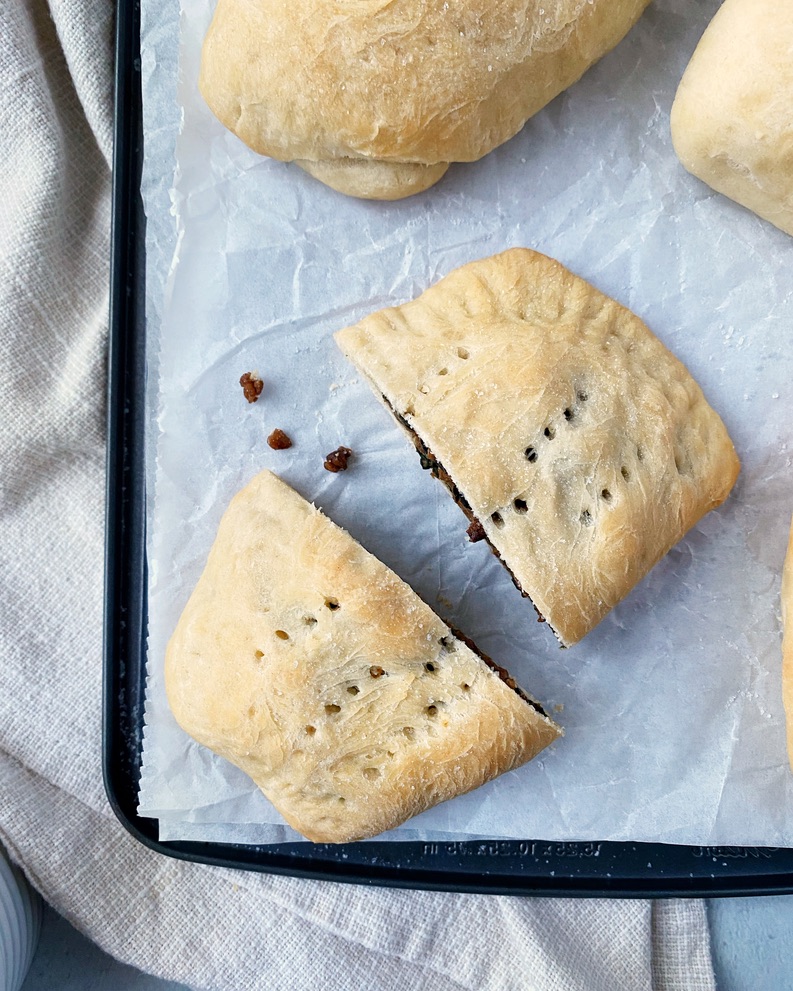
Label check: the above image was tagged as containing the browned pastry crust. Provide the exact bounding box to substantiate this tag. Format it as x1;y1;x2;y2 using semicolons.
335;248;740;646
199;0;651;199
165;470;561;842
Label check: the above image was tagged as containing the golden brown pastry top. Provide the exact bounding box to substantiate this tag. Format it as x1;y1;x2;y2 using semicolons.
199;0;650;198
336;248;740;646
165;470;561;842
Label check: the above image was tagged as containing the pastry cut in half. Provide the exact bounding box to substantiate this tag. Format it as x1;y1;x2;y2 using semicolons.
165;470;561;843
199;0;651;199
782;514;793;770
335;248;740;646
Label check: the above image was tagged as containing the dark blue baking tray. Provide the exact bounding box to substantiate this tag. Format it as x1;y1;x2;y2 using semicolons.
103;0;793;896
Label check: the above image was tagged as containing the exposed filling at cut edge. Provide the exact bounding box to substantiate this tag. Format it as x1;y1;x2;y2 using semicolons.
448;625;550;720
381;397;564;647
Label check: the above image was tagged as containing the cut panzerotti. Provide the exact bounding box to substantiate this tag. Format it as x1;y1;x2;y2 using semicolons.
335;249;740;647
165;470;560;843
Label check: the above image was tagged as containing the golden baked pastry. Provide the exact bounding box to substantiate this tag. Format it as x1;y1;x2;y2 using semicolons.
335;248;740;646
782;514;793;770
165;470;561;842
199;0;651;199
670;0;793;237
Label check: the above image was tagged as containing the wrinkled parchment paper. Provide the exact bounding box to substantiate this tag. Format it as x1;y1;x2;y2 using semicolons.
138;0;793;845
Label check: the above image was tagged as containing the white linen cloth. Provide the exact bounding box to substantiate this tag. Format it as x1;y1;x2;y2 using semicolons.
0;1;717;988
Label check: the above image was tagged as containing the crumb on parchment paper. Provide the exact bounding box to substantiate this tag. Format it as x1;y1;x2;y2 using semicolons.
239;372;263;403
323;446;353;472
267;428;292;450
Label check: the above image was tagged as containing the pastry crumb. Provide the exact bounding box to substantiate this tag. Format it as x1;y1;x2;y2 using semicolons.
239;372;263;403
324;446;353;472
466;519;486;543
267;428;292;450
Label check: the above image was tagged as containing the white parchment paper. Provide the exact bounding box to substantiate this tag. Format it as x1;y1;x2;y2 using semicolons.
138;0;793;846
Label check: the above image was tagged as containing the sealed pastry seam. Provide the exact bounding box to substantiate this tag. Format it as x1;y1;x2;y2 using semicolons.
335;248;740;646
165;469;561;843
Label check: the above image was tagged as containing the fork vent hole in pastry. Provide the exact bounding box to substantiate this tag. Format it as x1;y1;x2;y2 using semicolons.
601;488;612;503
275;630;289;640
426;704;438;717
438;637;456;652
305;725;316;736
621;466;631;481
461;683;471;691
325;598;340;611
438;367;448;376
580;509;594;527
325;704;341;715
491;511;504;528
363;767;381;780
544;426;555;439
525;446;538;463
347;685;360;695
425;662;436;672
457;347;470;360
254;649;264;660
514;499;528;514
563;408;574;421
304;615;317;626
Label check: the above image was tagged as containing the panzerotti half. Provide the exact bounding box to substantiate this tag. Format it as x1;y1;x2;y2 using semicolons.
165;470;560;843
335;249;740;646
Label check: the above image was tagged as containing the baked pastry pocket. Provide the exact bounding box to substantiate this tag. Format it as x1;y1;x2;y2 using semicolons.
671;0;793;237
336;248;740;646
199;0;651;199
165;470;560;843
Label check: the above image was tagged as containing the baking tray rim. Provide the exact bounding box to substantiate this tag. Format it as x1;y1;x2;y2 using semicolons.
102;0;793;897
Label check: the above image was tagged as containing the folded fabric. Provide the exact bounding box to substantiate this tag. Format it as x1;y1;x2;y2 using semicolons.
0;1;716;989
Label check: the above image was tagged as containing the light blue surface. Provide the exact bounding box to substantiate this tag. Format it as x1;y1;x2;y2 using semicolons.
19;896;793;990
20;905;190;991
708;896;793;990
